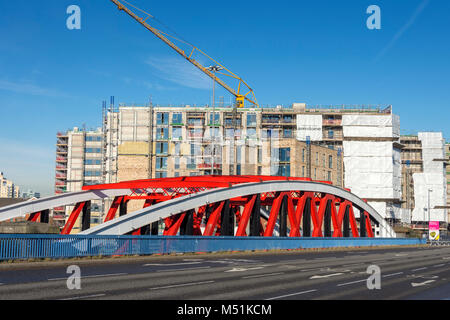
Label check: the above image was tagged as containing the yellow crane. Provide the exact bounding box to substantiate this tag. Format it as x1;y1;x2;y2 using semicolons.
109;0;258;108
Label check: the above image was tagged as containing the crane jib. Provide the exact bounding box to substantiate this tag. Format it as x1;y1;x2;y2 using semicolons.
110;0;258;107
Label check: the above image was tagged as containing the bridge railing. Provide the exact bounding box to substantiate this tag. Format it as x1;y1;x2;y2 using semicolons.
0;234;426;261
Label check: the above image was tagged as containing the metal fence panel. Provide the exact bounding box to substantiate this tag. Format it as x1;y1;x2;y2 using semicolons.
0;234;426;261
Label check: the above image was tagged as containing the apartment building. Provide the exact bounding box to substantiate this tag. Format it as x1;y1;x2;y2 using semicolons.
0;172;20;199
54;127;104;231
104;104;343;184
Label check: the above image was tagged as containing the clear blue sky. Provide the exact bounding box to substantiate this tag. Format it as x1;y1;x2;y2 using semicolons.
0;0;449;196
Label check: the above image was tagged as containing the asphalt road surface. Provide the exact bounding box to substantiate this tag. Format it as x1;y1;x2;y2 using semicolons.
0;245;449;300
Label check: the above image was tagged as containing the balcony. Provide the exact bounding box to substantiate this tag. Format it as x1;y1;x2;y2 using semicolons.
322;119;342;126
197;163;222;169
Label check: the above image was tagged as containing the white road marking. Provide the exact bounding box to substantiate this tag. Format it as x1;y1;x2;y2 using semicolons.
411;267;427;272
336;279;367;287
225;267;264;273
156;266;211;272
433;264;445;268
383;272;403;278
143;262;201;266
411;280;436;287
310;273;344;280
59;293;106;300
183;259;204;262
442;257;450;260
48;273;127;281
265;289;317;300
149;280;214;290
242;272;285;279
395;254;408;257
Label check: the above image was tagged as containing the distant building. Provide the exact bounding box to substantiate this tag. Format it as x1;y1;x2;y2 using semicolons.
22;189;41;199
0;172;20;199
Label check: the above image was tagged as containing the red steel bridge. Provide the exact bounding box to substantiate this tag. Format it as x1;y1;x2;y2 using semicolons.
0;176;396;238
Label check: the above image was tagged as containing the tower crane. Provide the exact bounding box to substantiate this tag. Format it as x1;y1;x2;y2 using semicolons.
109;0;258;109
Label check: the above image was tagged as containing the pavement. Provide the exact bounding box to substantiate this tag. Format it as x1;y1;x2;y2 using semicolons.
0;245;449;300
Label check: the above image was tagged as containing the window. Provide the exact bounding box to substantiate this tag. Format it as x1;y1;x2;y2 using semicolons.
257;166;262;175
84;159;101;165
323;154;326;167
85;136;102;142
156;127;168;140
328;155;333;169
172;113;183;124
327;171;332;181
172;127;182;140
156;171;167;178
279;148;290;162
276;164;290;177
174;142;181;156
84;170;101;177
283;128;292;138
174;157;180;170
209;113;220;125
246;128;257;138
157;112;169;125
156;142;168;155
302;166;305;177
187;157;196;169
257;148;262;164
302;149;305;162
247;113;257;126
85;148;101;153
316;152;319;165
155;157;167;170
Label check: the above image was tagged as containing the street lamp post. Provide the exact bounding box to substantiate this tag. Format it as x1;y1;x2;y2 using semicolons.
428;188;433;239
206;65;223;175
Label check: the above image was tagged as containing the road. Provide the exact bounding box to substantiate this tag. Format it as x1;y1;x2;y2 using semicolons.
0;245;449;300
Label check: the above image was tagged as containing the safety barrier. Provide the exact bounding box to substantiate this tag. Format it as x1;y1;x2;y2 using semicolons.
0;234;426;261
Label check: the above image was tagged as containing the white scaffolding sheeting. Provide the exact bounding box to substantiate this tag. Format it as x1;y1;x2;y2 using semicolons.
342;114;402;219
411;132;447;222
296;115;322;141
342;114;400;138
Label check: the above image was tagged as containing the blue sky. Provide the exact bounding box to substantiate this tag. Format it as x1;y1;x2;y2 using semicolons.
0;0;449;196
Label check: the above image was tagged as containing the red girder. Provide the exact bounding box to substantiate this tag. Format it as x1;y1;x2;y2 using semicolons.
61;202;85;235
59;175;376;238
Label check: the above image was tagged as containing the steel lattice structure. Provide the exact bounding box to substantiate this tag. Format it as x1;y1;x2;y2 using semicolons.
0;176;396;237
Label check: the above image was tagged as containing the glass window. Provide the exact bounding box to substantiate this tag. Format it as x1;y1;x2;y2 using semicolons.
155;157;167;170
283;128;292;138
279;148;290;162
156;142;168;155
172;113;183;124
157;112;169;125
209;113;220;125
247;128;256;138
247;113;257;126
156;127;168;140
329;155;333;169
172;127;182;140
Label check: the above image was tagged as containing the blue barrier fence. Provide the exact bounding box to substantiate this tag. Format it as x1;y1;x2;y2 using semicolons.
0;234;426;261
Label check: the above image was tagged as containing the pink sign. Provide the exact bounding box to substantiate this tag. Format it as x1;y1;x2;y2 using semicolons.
429;221;439;230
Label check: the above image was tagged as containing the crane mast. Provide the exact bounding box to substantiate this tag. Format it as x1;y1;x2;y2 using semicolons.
109;0;258;108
